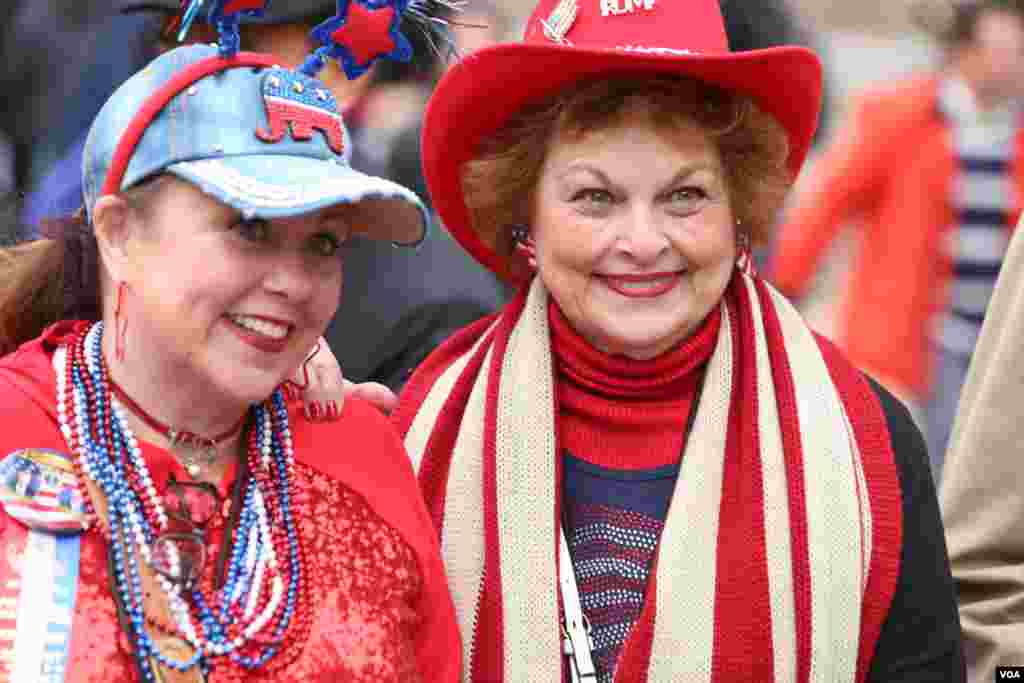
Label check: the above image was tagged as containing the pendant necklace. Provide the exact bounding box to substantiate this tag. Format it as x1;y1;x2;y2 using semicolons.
107;377;246;477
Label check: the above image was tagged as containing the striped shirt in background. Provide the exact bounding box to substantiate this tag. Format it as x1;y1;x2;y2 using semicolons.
936;77;1016;357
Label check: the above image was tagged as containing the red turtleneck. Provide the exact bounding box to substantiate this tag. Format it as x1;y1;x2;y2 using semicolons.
550;300;718;470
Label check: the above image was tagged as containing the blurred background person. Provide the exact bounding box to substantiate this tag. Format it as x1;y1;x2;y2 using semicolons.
768;0;1024;480
0;0;153;245
720;0;835;145
385;0;513;211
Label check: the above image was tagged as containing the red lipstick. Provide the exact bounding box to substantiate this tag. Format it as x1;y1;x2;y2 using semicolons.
600;271;683;298
224;315;292;353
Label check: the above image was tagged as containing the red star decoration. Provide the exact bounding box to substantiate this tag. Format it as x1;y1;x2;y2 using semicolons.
223;0;265;13
330;2;398;66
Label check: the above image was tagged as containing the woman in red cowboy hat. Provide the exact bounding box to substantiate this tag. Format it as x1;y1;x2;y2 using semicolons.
387;0;964;680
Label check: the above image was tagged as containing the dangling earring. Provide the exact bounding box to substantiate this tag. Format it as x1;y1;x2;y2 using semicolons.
114;281;129;362
510;224;537;271
735;220;757;277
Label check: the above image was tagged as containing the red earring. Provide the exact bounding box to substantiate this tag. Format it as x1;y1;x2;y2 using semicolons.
736;223;756;277
114;281;128;362
511;224;537;271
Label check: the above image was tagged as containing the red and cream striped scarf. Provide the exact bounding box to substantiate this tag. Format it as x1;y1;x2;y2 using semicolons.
395;272;902;683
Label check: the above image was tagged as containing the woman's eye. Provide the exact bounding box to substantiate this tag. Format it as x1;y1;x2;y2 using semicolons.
665;186;710;212
309;233;342;258
668;187;707;203
571;188;615;207
234;218;271;243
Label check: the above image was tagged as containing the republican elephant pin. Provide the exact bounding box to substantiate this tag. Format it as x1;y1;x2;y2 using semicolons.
255;68;346;155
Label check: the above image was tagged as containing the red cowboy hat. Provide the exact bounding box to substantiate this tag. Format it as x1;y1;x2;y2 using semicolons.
421;0;823;282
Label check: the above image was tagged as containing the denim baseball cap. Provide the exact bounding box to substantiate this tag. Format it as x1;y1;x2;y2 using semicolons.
82;43;428;246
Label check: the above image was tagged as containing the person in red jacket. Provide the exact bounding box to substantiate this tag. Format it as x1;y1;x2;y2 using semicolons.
769;0;1024;478
0;5;460;681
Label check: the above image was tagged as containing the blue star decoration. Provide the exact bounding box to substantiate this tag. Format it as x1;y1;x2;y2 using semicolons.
304;0;414;80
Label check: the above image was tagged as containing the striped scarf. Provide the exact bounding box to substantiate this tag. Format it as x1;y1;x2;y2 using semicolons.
395;272;902;683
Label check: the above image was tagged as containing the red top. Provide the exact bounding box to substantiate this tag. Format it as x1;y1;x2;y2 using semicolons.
0;324;461;682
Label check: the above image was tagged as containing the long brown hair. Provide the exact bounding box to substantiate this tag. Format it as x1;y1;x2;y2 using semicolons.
0;211;102;355
0;236;66;355
0;175;176;354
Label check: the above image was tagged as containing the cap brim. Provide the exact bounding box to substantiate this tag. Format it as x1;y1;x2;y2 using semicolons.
167;155;429;247
422;42;822;281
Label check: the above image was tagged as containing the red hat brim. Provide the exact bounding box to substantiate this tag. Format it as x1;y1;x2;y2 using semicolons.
422;42;822;283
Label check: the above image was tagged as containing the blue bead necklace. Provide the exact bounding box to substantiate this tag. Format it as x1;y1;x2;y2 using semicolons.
54;322;307;679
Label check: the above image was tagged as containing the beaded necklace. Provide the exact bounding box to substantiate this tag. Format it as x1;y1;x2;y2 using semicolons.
54;322;310;679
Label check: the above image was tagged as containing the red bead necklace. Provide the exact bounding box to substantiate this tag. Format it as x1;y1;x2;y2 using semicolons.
58;325;312;676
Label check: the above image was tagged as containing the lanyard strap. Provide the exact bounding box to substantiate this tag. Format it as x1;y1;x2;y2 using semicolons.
559;524;597;683
11;530;81;683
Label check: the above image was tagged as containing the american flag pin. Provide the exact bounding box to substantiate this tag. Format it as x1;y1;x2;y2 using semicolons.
0;449;88;535
542;0;579;44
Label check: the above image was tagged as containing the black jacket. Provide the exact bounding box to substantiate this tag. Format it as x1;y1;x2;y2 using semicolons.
867;377;965;681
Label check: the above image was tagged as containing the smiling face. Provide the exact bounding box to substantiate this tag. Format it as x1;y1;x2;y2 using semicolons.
114;177;349;405
532;105;736;359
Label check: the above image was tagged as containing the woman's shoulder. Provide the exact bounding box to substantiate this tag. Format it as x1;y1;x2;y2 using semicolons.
290;397;416;491
851;375;965;678
812;331;924;475
293;394;405;449
0;321;86;406
0;332;63;454
861;376;927;475
393;309;500;434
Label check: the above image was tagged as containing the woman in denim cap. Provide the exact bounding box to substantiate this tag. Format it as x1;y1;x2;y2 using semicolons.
0;3;459;680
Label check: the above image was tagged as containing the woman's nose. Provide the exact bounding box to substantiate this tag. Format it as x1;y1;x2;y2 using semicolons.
616;209;670;262
262;251;316;301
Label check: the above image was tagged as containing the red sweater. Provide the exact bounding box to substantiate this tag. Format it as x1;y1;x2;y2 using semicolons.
552;301;716;470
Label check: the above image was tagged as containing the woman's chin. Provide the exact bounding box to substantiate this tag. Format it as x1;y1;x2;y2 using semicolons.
591;323;692;360
208;372;290;408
